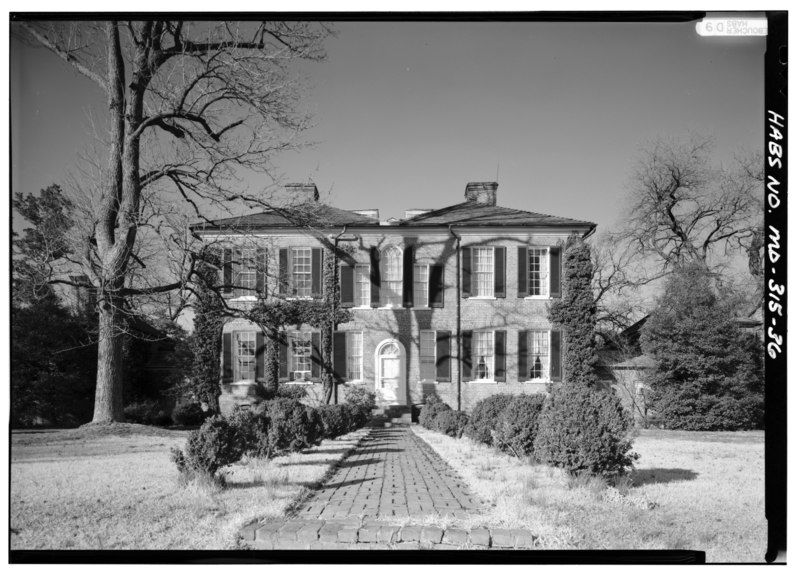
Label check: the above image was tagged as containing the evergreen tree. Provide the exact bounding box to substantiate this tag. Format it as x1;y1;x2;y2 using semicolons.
640;263;764;430
548;237;598;386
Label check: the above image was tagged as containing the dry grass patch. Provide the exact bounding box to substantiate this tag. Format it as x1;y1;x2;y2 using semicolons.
412;425;766;561
11;424;368;550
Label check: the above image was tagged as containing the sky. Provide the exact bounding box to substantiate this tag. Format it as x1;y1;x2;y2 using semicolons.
10;18;765;238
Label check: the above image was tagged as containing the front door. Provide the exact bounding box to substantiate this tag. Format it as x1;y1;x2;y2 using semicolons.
375;340;406;405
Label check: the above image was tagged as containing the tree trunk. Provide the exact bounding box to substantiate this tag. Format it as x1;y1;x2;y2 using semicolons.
91;295;125;423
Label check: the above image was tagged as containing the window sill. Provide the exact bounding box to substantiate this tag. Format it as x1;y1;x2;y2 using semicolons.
228;295;258;301
377;305;404;310
524;295;549;300
411;307;431;310
467;380;499;384
467;296;497;300
286;297;316;301
522;380;550;384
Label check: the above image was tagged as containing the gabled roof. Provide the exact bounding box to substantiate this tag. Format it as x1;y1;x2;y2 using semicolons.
190;202;379;231
397;200;595;229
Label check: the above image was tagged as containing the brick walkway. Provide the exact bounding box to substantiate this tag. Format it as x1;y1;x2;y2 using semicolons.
294;425;482;520
240;424;539;550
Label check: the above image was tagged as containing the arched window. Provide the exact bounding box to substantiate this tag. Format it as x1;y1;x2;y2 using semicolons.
381;246;403;307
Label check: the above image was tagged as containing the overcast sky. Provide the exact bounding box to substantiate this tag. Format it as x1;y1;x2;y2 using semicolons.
11;18;765;236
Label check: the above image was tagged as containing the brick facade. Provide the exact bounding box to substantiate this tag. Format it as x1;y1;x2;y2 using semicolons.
193;182;595;414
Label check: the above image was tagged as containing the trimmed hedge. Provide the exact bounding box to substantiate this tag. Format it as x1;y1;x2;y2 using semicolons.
494;394;546;457
463;394;515;445
226;404;271;458
264;398;323;456
317;404;352;439
419;399;452;430
533;383;638;479
171;402;207;426
434;409;469;438
170;416;244;482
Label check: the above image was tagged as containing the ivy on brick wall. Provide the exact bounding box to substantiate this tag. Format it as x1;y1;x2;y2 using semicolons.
246;245;351;402
190;262;228;413
548;236;598;387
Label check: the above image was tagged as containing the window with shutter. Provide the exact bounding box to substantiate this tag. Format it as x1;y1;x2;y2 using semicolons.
234;331;257;381
472;330;495;381
381;246;403;307
413;264;429;307
527;248;549;297
436;331;451;382
420;330;436;381
346;332;363;382
355;264;371;306
527;330;550;380
472;248;494;297
429;264;444;308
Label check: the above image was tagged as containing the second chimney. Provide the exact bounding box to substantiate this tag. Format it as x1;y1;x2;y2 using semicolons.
284;182;319;203
465;182;498;206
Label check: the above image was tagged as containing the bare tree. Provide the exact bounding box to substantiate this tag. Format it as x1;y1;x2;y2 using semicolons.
14;19;333;423
621;135;762;270
593;135;764;334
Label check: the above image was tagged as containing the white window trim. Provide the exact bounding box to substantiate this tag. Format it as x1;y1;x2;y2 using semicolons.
353;263;371;308
233;331;257;383
413;263;430;309
523;329;551;383
419;329;437;383
526;246;550;299
345;332;364;383
472;246;495;298
380;245;403;308
469;329;496;383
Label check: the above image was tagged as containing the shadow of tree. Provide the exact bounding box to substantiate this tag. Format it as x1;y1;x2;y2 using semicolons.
631;467;698;486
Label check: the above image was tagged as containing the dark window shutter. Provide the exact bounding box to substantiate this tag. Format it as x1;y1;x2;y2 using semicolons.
233;248;242;296
333;331;347;383
311;248;323;298
517;246;528;297
436;330;451;382
429;264;444;308
550;330;562;382
256;248;267;295
222;332;233;383
494;330;506;382
518;330;529;381
223;248;233;294
370;247;381;307
279;332;289;382
278;249;288;295
549;247;562;298
311;332;322;381
462;330;472;381
461;247;472;298
255;332;265;381
494;247;506;298
402;246;414;308
340;265;355;308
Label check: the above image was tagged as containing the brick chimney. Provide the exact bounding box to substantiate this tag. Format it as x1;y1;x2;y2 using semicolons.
284;182;319;203
464;182;498;206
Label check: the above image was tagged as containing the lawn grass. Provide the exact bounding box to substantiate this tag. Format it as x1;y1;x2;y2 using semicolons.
412;425;766;562
11;423;368;550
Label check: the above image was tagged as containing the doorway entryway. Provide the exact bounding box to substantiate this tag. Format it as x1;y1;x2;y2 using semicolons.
374;339;406;405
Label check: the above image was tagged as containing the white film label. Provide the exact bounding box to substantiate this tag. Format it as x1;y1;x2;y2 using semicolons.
696;18;768;37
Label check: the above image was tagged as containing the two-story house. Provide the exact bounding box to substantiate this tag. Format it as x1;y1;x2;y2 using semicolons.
191;182;595;415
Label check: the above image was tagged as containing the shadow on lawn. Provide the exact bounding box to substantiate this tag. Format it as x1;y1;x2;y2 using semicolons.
631;468;699;486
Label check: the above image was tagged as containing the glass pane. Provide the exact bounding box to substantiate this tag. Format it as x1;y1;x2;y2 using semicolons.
382;358;399;379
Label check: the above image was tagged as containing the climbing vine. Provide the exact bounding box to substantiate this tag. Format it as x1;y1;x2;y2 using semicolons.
189;261;228;413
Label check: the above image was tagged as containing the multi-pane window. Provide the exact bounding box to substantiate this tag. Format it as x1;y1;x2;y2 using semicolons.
381;247;403;307
355;264;370;307
292;248;312;297
290;331;312;380
234;332;256;381
420;330;436;381
528;330;549;380
473;247;494;297
346;332;363;381
236;249;257;297
473;330;495;380
528;248;549;296
414;265;429;307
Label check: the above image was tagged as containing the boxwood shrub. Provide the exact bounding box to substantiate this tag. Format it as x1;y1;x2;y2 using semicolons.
434;409;469;438
170;416;244;482
463;394;515;445
533;383;638;479
494;394;546;457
